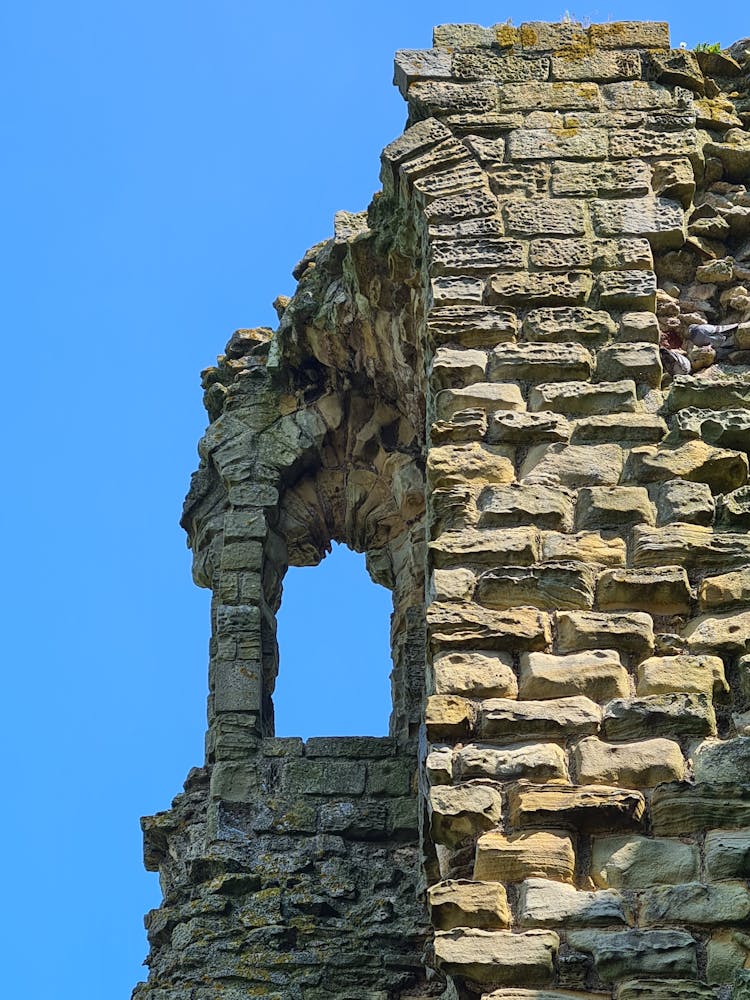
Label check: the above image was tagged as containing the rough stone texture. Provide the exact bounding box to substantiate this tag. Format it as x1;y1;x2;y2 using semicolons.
134;19;750;1000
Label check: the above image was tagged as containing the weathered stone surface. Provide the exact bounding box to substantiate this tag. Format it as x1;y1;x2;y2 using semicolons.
474;830;576;884
551;49;641;82
436;382;525;420
541;531;627;567
649;479;715;527
699;568;750;610
426;694;477;739
434;927;558;986
588;21;670;48
625;440;749;494
522;307;616;343
651;783;750;835
508;782;646;833
428;442;515;489
597;567;692;615
478;484;574;531
480;696;601;743
508;127;607;161
592;836;699;890
691;738;750;785
428;602;551;652
618;310;660;343
518;650;629;701
428;879;511;930
556;611;654;658
429;304;516;348
595;343;661;386
487;410;571;445
705;830;750;881
591;198;685;250
453;51;551;83
488;343;592;382
477;563;596;612
430;781;503;847
597;271;657;311
430;525;541;568
573;736;685;788
528;379;636;415
633;524;750;572
456;742;568;783
552;160;651;199
640;882;750;927
432;346;488;387
636;654;728;698
571;413;667;444
575;486;654;531
602;693;717;741
430;237;525;275
432;650;518;699
520;878;629;929
567;929;697;981
502;199;587;237
522;442;624;488
683;609;750;656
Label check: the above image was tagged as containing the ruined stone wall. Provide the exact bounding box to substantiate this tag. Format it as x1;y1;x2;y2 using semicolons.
134;19;750;1000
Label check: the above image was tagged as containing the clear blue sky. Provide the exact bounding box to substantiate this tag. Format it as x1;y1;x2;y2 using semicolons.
2;1;746;996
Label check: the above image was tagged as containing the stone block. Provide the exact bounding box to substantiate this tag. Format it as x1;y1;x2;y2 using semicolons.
284;758;367;796
430;237;526;276
453;51;551;83
432;650;518;699
474;829;576;883
432;23;497;48
430;275;485;305
588;21;670;48
425;694;477;739
528;379;636;416
431;409;488;445
415;161;487;202
636;654;728;698
408;80;499;118
399;136;473;182
632;524;750;572
436;383;524;420
499;81;600;111
427;442;515;489
519;878;630;928
640;882;750;927
592;835;699;890
381;117;453;167
556;610;654;658
618;311;660;343
591;197;685;250
424;189;499;223
567;929;697;982
528;238;594;270
575;486;654;531
488;162;550;197
431;346;488;388
706;932;750;985
684;609;750;656
429;525;541;568
667;374;750;413
508;781;645;833
393;49;453;96
487;271;593;307
541;531;627;567
487;410;571;445
426;745;453;785
602;693;716;741
488;343;592;382
428;602;551;652
699;568;750;610
521;443;624;488
649;479;715;527
455;742;568;783
649;49;704;92
652;157;696;208
429;305;516;348
428;879;511;930
651;782;750;835
596;567;692;615
507;127;607;160
550;49;641;82
610;129;700;161
595;343;661;387
479;696;602;743
691;738;750;786
477;484;574;531
518;649;629;701
430;781;503;847
596;271;657;311
503;199;587;236
434;927;558;986
522;307;615;343
477;563;596;612
552;160;652;199
705;830;750;881
573;736;685;788
601;80;676;110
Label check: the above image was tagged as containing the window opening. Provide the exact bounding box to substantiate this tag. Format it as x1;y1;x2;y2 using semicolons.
274;542;393;739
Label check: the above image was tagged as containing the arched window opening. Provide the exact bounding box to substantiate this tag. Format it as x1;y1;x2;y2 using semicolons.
273;542;393;739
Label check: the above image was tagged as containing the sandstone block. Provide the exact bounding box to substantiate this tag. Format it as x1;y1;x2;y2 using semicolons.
426;694;477;740
706;930;750;985
652;157;696;208
433;650;518;699
591;197;685;250
522;307;616;343
432;346;488;388
409;80;499;118
431;409;487;444
551;159;651;199
597;271;657;311
477;563;596;612
455;742;568;783
474;829;576;883
573;736;685;788
625;441;749;494
400;135;474;181
426;745;453;785
632;524;750;572
381;117;452;166
428;602;551;652
477;484;574;531
430;274;485;305
640;882;750;927
528;379;636;415
502;199;587;237
691;737;750;786
428;442;515;489
479;696;602;743
498;81;600;111
571;413;667;445
595;343;661;387
430;781;503;847
596;567;692;615
393;49;453;95
424;189;499;223
616;979;714;999
601;80;676;110
567;929;697;982
430;237;525;276
487;410;571;445
430;526;541;568
483;991;610;1000
705;830;750;881
649;479;715;527
602;693;716;741
684;609;750;656
588;21;670;48
434;927;558;986
550;49;641;81
436;382;525;420
575;486;654;531
507;127;607;160
488;343;592;382
453;51;551;83
428;879;511;930
519;878;630;928
429;304;516;348
699;568;750;610
592;835;699;890
528;238;594;270
556;611;654;658
518;650;629;701
610;129;700;161
541;531;627;567
667;374;750;412
636;654;728;698
651;782;750;835
433;24;497;48
508;781;645;833
618;311;660;343
521;442;624;488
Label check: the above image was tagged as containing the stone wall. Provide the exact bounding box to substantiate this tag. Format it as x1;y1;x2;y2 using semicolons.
134;20;750;1000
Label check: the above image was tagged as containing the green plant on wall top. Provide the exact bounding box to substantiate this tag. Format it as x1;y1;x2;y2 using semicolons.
695;41;722;53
